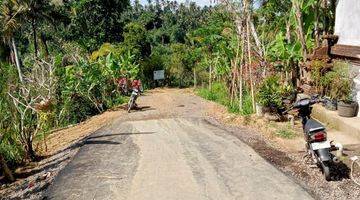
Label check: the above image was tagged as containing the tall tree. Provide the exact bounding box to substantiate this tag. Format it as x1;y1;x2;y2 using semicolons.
0;0;26;83
69;0;130;51
21;0;56;57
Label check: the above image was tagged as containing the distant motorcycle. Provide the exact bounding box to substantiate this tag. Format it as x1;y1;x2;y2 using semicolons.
127;88;140;113
284;96;343;181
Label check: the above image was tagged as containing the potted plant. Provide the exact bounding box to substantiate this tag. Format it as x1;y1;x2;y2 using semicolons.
325;62;358;117
321;68;338;110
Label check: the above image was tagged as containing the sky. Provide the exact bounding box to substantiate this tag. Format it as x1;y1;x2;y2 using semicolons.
136;0;216;7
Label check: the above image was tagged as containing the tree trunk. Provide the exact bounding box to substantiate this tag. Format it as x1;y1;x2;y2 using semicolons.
329;0;336;34
11;38;23;83
250;21;264;58
314;2;320;47
286;17;291;43
0;153;14;182
293;0;308;83
322;0;329;35
32;19;38;57
209;65;212;91
193;68;197;88
245;0;256;112
230;60;236;103
26;137;36;161
40;33;49;59
239;35;245;110
293;0;308;62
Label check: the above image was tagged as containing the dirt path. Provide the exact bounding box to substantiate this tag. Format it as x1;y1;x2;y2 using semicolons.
44;89;313;200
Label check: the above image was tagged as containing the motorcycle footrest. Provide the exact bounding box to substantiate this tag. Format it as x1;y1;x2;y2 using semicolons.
309;164;318;168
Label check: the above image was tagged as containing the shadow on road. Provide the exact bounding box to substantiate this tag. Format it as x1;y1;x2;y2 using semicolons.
118;105;155;112
84;132;155;145
134;106;155;112
11;154;72;180
84;140;121;145
88;132;155;139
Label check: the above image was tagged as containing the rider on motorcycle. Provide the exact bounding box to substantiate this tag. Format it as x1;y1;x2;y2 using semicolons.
131;79;143;107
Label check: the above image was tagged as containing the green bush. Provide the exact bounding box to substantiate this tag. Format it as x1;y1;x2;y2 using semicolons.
0;64;24;165
0;136;24;166
256;75;293;108
198;83;228;102
256;75;283;107
197;83;254;115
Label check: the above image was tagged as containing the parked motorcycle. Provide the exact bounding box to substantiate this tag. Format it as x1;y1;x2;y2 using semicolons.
127;88;139;113
284;96;342;181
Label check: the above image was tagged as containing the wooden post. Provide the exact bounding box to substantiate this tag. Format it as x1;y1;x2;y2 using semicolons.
11;38;23;83
209;65;212;91
292;0;308;85
293;0;308;62
193;68;197;88
245;0;256;111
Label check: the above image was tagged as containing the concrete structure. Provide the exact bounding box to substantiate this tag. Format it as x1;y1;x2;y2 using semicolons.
334;0;360;46
313;105;360;140
334;0;360;117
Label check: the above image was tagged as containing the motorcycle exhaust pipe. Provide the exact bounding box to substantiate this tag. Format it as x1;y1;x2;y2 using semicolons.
335;143;344;157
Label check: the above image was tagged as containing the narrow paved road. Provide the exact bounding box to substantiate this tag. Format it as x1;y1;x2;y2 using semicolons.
45;89;313;200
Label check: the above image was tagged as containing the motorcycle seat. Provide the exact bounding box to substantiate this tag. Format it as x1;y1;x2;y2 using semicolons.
305;119;325;134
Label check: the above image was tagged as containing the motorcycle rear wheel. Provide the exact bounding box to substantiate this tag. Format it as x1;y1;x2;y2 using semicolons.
321;162;331;181
128;98;134;113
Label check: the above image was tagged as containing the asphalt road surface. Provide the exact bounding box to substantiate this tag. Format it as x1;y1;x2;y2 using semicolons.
45;89;313;200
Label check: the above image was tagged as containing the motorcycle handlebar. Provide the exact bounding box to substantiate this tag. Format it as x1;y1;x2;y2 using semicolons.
282;97;323;115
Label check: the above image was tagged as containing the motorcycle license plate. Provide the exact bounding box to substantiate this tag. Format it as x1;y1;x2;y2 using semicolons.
311;141;331;150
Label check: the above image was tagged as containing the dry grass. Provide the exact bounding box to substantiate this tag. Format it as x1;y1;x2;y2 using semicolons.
36;106;126;156
204;100;305;152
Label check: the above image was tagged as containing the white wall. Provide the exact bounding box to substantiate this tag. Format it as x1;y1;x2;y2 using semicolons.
353;64;360;117
334;0;360;46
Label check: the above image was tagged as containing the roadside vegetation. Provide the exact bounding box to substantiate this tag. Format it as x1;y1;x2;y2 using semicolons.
0;0;343;185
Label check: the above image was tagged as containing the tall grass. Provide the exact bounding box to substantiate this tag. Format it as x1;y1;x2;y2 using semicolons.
197;82;254;115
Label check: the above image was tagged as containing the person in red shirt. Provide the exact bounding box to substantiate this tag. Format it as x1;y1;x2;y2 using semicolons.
117;77;128;95
131;79;143;93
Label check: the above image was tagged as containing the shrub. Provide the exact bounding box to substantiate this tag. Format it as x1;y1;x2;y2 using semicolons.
198;83;254;115
256;75;294;108
321;61;354;101
256;75;283;107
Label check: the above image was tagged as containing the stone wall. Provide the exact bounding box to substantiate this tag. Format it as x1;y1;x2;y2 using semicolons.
335;0;360;117
353;64;360;117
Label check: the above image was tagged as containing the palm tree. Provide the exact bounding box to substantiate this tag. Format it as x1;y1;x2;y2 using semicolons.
22;0;55;57
0;0;27;83
1;0;55;61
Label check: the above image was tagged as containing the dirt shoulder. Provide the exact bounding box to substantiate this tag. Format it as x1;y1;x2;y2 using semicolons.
201;91;360;200
0;107;128;200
